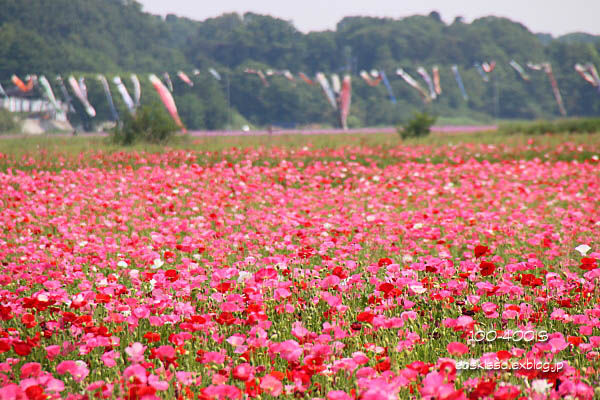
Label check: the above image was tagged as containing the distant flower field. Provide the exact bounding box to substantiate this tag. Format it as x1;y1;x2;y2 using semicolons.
0;138;599;399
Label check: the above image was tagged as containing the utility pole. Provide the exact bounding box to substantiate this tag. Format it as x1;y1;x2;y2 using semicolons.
227;72;231;131
494;72;500;121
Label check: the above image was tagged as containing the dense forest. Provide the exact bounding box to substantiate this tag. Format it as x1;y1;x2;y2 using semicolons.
1;0;600;129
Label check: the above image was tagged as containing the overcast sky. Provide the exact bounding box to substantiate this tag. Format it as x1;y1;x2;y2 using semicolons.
138;0;600;37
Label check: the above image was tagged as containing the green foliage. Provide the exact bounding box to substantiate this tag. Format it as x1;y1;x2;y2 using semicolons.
2;0;600;129
0;108;17;133
176;93;205;130
111;103;178;145
398;112;437;139
499;117;600;135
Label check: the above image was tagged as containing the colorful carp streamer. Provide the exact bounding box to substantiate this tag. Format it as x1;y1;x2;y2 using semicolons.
298;72;315;85
528;63;567;116
130;74;141;108
209;68;222;81
396;68;430;103
68;75;96;117
148;74;186;133
244;69;269;87
256;70;268;87
339;75;352;130
574;64;597;86
177;71;194;87
265;69;296;83
97;75;120;122
78;77;88;100
331;74;341;95
315;72;337;109
482;62;496;73
12;75;34;92
417;67;437;100
113;76;136;115
163;72;174;92
510;60;530;81
38;76;62;113
452;65;468;101
298;72;315;86
474;63;490;82
526;62;544;71
283;70;296;83
360;70;382;86
586;64;600;90
575;63;600;92
432;66;442;96
56;76;75;113
379;70;397;104
544;63;567;116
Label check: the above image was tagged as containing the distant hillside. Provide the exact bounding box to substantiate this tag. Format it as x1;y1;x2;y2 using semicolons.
0;0;192;77
2;0;600;129
536;33;554;46
558;32;600;44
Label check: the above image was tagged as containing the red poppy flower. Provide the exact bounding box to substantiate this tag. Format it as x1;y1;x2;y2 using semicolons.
95;293;111;304
375;357;391;372
469;379;496;400
580;257;598;271
25;385;45;400
351;322;362;331
378;282;394;295
245;380;261;398
357;311;375;324
557;299;572;308
520;274;543;287
216;312;235;325
332;267;347;279
407;361;432;375
216;281;234;293
0;306;13;321
13;341;32;356
143;332;161;343
270;370;285;381
474;245;489;258
378;258;392;267
21;313;36;329
479;261;496;276
0;341;10;354
165;269;178;282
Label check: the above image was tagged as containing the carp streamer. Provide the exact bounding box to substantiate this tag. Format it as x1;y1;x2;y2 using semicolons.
149;74;186;132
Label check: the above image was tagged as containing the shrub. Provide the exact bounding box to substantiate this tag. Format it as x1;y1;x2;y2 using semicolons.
397;112;437;139
499;118;600;135
111;103;178;145
0;108;17;133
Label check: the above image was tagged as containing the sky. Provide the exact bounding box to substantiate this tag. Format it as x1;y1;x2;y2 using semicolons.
137;0;600;37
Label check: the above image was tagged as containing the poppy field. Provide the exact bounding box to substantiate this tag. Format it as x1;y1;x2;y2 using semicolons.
0;133;600;399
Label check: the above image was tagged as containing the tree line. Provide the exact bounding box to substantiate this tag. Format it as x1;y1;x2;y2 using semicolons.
1;0;600;129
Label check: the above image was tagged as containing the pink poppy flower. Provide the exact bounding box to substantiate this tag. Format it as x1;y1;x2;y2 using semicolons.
125;342;147;363
327;390;352;400
56;360;89;382
447;342;469;355
260;374;283;397
123;364;147;384
101;350;119;367
202;351;226;364
20;363;42;378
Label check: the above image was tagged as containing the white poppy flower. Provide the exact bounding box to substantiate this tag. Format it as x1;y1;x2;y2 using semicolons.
575;244;591;256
